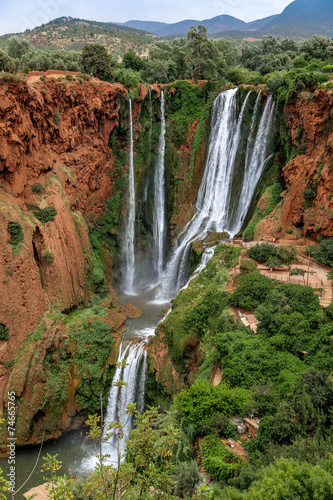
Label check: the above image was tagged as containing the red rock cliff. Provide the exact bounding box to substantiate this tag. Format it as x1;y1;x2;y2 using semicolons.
256;88;333;239
0;77;126;411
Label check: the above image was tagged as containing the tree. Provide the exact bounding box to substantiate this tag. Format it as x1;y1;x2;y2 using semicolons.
327;269;333;281
174;461;201;498
145;40;173;81
277;244;298;266
81;44;114;81
122;49;146;72
301;35;331;62
6;36;30;65
0;50;15;73
230;272;274;310
41;453;73;499
240;258;258;274
126;406;180;497
187;25;218;80
290;267;306;283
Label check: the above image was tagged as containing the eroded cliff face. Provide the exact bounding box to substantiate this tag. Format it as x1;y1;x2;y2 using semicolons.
0;77;127;437
255;88;333;239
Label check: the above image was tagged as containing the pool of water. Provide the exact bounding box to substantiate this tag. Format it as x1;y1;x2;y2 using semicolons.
0;291;170;498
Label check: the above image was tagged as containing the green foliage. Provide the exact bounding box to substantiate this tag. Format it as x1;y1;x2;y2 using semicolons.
199;413;235;438
290;267;305;278
163;244;240;364
6;35;30;62
230;272;274;311
43;250;54;265
174;380;252;427
239;258;258;274
306;239;333;267
304;182;317;207
174;460;201;498
73;319;115;412
220;457;333;499
115;67;141;90
31;183;43;193
8;222;23;249
277;244;297;266
201;435;240;482
81;44;114;81
122;49;146;72
0;324;9;341
34;206;57;223
53;109;61;125
166;80;212;146
247;243;277;263
0;49;16;73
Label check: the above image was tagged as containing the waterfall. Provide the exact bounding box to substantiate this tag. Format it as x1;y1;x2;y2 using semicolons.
152;90;166;282
230;95;275;233
123;99;136;294
157;88;274;300
103;340;148;464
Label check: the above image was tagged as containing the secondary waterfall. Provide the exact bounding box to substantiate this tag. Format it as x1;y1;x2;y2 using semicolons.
152;90;166;281
158;88;275;299
103;340;148;464
123;99;136;294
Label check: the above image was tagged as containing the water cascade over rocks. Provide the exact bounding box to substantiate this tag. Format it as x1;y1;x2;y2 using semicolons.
123;99;136;294
152;90;166;282
103;340;148;464
156;89;275;300
103;88;275;468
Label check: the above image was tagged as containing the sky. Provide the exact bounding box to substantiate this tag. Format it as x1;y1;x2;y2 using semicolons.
0;0;293;36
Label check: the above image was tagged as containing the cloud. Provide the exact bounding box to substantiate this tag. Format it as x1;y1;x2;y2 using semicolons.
0;0;292;36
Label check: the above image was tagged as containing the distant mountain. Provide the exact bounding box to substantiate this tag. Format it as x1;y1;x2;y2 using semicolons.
121;0;333;40
123;20;168;32
0;17;154;60
246;15;279;30
123;15;247;37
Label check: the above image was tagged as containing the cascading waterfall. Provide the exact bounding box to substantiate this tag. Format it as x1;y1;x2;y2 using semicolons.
158;88;275;300
103;340;148;464
123;99;136;294
229;94;275;233
152;90;166;281
101;88;275;467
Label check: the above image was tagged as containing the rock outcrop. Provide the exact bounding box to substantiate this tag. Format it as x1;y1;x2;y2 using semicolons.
255;88;333;239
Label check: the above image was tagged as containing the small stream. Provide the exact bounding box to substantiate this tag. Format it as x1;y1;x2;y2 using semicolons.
0;293;169;498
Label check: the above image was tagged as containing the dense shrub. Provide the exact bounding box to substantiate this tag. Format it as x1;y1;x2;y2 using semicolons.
201;435;240;481
8;222;24;248
31;183;43;193
306;239;333;267
53;109;61;125
173;461;200;498
0;324;9;340
73;319;115;412
174;380;251;427
33;206;57;223
199;413;235;438
114;67;141;90
230;272;274;310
